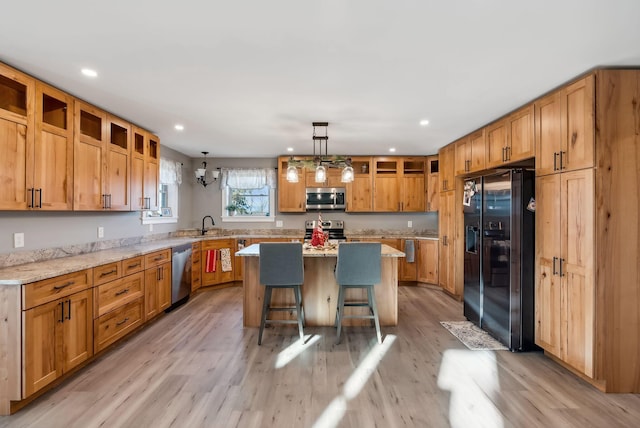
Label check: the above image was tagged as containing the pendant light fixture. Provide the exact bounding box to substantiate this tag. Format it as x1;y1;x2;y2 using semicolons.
195;151;220;187
286;122;354;183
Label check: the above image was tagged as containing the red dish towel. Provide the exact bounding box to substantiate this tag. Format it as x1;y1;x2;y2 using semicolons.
205;249;217;273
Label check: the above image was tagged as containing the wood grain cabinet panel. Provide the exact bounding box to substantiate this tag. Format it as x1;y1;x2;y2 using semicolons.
23;288;93;397
73;101;107;210
346;156;373;212
277;156;306;212
426;155;439;212
94;298;143;353
417;239;438;285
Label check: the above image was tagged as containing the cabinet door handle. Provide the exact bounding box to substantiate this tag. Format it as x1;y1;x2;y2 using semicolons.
27;188;34;208
553;153;558;171
502;147;506;162
59;301;65;323
67;300;71;320
552;256;558;275
36;188;42;208
115;288;130;296
560;151;566;170
115;317;130;327
143;197;151;210
559;258;565;277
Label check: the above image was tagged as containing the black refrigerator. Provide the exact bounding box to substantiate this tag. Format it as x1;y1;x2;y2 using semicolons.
463;169;535;351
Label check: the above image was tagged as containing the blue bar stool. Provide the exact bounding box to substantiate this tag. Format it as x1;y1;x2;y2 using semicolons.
258;243;305;345
335;242;382;344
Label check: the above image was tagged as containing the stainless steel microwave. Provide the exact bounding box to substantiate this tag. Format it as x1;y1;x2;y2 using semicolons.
305;187;346;210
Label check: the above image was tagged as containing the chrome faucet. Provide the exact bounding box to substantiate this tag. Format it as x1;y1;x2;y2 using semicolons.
202;215;215;235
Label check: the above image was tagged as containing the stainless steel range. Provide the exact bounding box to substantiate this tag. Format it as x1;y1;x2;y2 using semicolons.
304;220;347;241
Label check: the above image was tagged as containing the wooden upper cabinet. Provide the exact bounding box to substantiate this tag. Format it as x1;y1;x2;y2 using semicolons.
535;90;563;175
485;118;509;169
401;157;425;212
454;137;470;176
455;130;487;176
145;133;160;211
507;104;535;162
106;115;131;211
277;156;305;212
438;145;455;192
73;101;107;210
130;127;147;210
373;157;401;211
426;155;439;212
34;83;74;210
536;75;594;176
0;63;35;210
346;156;372;212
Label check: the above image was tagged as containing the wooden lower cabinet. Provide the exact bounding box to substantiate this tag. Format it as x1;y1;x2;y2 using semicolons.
23;288;93;397
201;239;236;286
144;260;171;320
399;240;417;282
191;241;202;292
438;189;462;298
417;239;438;284
94;298;144;353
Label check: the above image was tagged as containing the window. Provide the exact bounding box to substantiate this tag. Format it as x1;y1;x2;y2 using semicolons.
142;158;181;225
221;168;276;223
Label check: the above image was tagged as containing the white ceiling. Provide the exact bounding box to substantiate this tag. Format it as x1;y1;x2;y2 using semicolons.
2;1;640;159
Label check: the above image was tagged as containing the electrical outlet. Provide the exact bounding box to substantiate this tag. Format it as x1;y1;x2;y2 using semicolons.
14;232;24;248
407;221;413;228
98;226;104;238
276;220;283;228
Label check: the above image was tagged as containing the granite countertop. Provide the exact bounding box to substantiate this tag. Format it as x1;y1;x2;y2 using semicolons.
0;229;434;285
236;243;405;258
0;238;198;285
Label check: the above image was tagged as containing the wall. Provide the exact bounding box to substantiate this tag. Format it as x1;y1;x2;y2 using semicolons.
189;157;438;234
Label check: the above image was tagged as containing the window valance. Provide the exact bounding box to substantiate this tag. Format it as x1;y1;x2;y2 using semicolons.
221;168;277;189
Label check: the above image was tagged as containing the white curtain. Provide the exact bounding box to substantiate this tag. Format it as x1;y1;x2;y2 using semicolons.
220;168;277;189
160;158;182;185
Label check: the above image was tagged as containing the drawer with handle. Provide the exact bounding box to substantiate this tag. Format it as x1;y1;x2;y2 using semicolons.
93;261;122;286
94;297;144;353
23;269;92;310
122;256;145;276
144;249;171;269
94;271;144;318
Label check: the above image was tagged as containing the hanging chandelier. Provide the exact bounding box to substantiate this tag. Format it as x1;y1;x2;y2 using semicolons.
194;151;220;187
286;122;354;183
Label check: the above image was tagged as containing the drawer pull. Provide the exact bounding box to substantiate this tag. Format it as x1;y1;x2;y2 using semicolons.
115;288;130;296
127;262;141;269
100;269;117;277
153;256;164;261
54;281;75;290
115;317;130;327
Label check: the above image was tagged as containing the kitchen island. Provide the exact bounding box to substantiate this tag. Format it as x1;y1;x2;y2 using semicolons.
236;243;405;327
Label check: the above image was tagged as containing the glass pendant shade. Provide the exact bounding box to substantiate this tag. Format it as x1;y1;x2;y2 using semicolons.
286;165;299;182
341;165;354;183
315;165;327;183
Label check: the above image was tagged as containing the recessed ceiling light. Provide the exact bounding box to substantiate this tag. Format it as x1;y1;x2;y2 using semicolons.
174;124;184;131
389;147;396;153
81;68;98;78
419;119;430;126
287;147;294;152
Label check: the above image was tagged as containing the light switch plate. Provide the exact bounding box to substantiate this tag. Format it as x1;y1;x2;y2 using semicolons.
14;232;24;248
407;221;413;228
98;226;104;238
276;220;283;227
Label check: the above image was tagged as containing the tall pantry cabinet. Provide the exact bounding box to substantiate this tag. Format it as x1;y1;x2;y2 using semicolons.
534;70;640;393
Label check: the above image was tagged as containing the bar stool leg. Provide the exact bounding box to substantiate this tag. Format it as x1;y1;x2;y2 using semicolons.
258;286;273;345
293;285;304;340
296;285;305;327
336;285;346;344
368;286;382;344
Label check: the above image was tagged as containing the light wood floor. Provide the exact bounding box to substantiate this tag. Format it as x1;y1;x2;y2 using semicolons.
2;285;639;428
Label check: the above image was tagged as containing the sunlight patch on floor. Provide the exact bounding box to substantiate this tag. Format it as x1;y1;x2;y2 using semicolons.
275;334;321;369
437;349;504;428
312;334;397;428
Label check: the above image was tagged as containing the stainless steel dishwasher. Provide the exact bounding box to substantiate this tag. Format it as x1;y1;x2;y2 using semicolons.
170;243;192;309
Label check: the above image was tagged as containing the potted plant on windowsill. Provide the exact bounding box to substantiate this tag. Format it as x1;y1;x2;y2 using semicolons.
225;195;250;216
